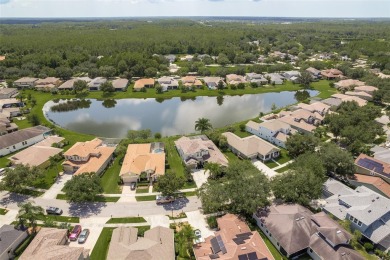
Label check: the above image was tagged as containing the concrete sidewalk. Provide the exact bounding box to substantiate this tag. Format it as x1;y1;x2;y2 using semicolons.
186;210;214;241
103;188;197;197
273;160;294;171
252;159;277;178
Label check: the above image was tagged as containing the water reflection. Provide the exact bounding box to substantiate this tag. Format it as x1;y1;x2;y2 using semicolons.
43;90;318;138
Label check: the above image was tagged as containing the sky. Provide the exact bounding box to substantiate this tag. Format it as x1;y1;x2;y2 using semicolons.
0;0;389;18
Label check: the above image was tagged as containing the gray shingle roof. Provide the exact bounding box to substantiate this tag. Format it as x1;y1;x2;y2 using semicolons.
0;125;51;149
0;225;27;255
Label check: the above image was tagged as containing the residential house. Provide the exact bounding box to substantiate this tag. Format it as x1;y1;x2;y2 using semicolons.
107;226;174;260
323;178;390;251
193;214;274;260
88;77;107;91
133;78;155;91
354;85;378;95
203;77;226;90
0;125;52;156
282;71;301;81
245;73;268;86
245;120;291;148
58;79;75;90
35;77;61;91
157;76;179;91
225;74;246;85
254;203;363;259
112;78;129;91
0;88;18;99
321;98;343;109
164;54;176;63
119;143;165;184
181;76;203;89
355;153;390;184
344;91;373;101
349;174;390;198
13;77;38;89
0;225;28;260
334;79;365;91
264;73;284;85
331;94;367;107
19;228;89;260
0;107;21;118
0;98;23;109
0;118;18;135
296;102;330;116
222;132;280;161
370;145;390;163
181;55;194;61
306;67;322;79
175;135;228;168
8;136;64;167
62;138;115;175
321;69;343;80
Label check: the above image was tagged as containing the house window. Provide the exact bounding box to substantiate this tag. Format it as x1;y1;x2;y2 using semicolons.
358;221;362;227
13;145;15;149
277;242;279;246
309;249;313;253
349;215;354;221
269;233;272;237
260;223;263;227
354;218;358;224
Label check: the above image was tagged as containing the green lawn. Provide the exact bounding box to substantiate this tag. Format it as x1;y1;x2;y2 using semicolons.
14;118;32;129
91;226;151;260
0;208;8;215
234;130;252;138
135;195;156;202
311;80;337;99
136;187;149;193
36;214;80;223
257;228;288;260
32;162;63;189
184;191;197;197
275;165;292;173
168;212;187;220
164;137;186;177
223;151;240;162
264;160;279;169
56;194;120;203
101;156;121;194
106;217;146;224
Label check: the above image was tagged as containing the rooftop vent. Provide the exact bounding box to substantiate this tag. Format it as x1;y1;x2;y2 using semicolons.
369;210;372;213
300;217;305;220
337;230;342;234
296;218;300;221
241;247;247;250
341;252;346;256
372;199;375;202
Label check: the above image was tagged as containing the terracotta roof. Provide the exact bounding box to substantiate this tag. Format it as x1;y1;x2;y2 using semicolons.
134;78;155;89
194;214;274;260
119;143;165;178
20;228;89;260
351;174;390;198
222;132;280;158
107;226;174;260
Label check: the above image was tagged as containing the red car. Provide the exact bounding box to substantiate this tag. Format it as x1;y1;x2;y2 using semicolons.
69;225;82;241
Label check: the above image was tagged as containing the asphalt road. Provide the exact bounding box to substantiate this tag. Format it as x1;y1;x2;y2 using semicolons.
0;191;202;218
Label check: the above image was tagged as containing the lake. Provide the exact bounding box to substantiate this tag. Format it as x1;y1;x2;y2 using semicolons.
43;90;318;138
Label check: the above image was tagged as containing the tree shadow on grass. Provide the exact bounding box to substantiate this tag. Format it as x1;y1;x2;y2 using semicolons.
0;192;31;207
68;202;107;218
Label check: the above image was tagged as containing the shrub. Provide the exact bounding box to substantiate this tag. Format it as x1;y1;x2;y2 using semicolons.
364;242;374;251
239;124;246;132
207;216;218;229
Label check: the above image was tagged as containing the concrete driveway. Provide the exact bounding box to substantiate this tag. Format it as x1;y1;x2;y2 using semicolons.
192;169;209;188
69;217;110;252
186;210;214;241
145;215;170;228
117;184;136;203
252;159;277;179
41;173;72;199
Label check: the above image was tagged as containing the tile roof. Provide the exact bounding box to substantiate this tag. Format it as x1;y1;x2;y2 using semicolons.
0;125;51;149
0;88;17;95
107;226;174;260
258;119;291;132
112;78;129;89
9;136;64;167
35;77;60;85
354;85;378;93
334;79;365;89
0;225;27;255
14;77;38;84
20;228;88;260
278;116;316;133
222;132;280;158
58;79;75;89
321;98;343;107
120;143;165;178
331;94;367;107
351;174;390;198
194;214;275;260
134;78;155;89
355;153;390;179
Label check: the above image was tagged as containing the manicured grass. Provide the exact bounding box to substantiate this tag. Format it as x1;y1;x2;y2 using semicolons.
56;194;120;203
106;217;146;224
32;161;63;189
135;195;156;202
275;165;292;173
101;156;121;194
182;181;197;189
184;191;197;197
91;226;151;260
256;228;288;260
234;130;252;138
164;137;186;177
277;149;292;164
0;208;8;215
36;214;80;223
168;212;187;220
264;160;279;169
90;227;115;260
311;80;337;99
136;187;149;194
14;118;31;129
223;151;240;162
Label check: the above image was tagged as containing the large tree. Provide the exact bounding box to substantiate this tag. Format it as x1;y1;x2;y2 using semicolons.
198;160;271;216
154;171;185;198
195;118;213;133
17;202;44;232
297;71;312;88
73;80;88;93
63;173;103;203
319;142;356;178
0;165;44;193
285;133;320;158
100;81;115;93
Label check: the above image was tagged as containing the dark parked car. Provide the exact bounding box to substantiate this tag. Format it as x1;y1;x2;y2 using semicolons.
46;206;63;215
130;182;137;190
78;229;90;244
69;225;82;241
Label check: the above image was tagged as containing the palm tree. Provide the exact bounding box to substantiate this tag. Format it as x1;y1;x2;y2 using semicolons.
195;118;212;133
17;202;44;232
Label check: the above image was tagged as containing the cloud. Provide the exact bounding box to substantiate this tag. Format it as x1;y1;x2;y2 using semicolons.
0;0;11;4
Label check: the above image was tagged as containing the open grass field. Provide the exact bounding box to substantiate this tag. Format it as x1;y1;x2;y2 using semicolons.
56;194;120;203
106;217;146;224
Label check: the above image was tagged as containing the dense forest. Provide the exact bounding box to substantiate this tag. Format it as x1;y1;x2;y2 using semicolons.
0;20;389;80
